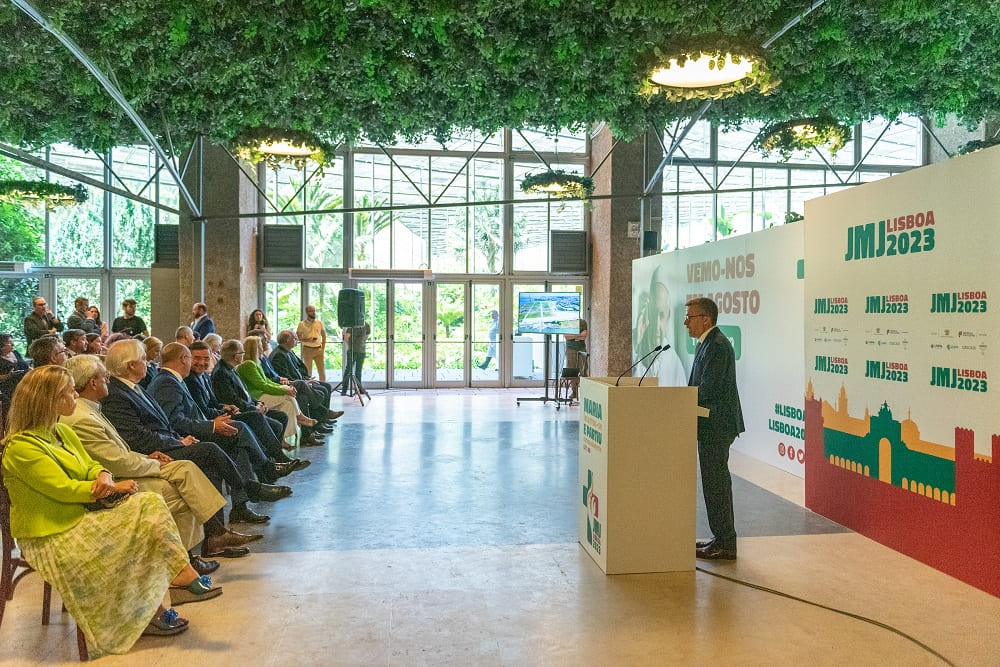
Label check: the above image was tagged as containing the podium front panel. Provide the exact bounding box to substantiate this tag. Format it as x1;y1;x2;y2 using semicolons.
578;377;698;574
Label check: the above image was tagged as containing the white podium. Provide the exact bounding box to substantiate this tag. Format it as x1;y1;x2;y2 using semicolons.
578;377;699;574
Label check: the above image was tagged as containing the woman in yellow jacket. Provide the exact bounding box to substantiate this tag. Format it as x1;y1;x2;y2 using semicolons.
1;366;220;657
236;336;316;442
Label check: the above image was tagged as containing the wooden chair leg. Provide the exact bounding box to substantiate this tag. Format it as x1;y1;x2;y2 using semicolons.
76;625;88;661
41;581;51;625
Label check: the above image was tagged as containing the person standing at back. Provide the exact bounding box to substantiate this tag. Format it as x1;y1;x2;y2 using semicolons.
190;303;214;341
23;296;64;347
296;305;327;381
684;297;744;561
112;298;149;337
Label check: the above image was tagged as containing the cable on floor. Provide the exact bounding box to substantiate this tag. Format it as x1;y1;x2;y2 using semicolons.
695;565;955;667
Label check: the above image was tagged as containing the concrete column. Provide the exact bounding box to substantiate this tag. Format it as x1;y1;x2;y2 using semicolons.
588;128;662;377
161;141;259;340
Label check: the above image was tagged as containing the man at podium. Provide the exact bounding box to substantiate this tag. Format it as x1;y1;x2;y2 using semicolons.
684;297;745;560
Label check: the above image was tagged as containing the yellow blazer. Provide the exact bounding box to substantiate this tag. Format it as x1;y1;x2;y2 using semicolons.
2;423;105;538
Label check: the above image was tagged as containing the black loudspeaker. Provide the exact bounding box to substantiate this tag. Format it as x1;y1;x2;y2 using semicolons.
337;289;365;328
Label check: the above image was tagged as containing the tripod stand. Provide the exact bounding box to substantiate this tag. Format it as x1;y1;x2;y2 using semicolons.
336;362;368;406
334;327;370;406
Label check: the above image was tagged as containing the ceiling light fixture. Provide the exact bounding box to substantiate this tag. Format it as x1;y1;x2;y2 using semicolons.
755;116;851;161
644;42;778;102
233;127;336;171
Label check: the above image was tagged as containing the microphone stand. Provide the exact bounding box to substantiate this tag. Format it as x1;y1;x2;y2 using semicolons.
615;345;662;386
637;344;671;386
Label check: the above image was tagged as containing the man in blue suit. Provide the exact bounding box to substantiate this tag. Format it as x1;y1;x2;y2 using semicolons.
149;343;300;489
186;341;307;471
685;297;745;561
270;330;342;424
190;302;215;340
100;339;281;554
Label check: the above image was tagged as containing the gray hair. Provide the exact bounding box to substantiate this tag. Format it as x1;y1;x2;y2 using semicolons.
220;338;243;362
64;354;106;391
105;339;145;378
204;333;222;350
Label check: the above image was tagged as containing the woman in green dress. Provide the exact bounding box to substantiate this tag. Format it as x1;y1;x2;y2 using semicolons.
236;336;316;441
1;366;220;657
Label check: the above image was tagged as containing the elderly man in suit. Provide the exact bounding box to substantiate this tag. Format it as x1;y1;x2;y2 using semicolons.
685;297;745;561
149;343;301;485
61;354;228;574
185;341;307;470
23;296;64;347
271;330;343;424
100;339;287;538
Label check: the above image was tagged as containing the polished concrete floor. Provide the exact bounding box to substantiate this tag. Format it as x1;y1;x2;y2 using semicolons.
2;389;998;665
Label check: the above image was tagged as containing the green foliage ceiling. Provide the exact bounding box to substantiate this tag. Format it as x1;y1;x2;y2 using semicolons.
1;0;998;151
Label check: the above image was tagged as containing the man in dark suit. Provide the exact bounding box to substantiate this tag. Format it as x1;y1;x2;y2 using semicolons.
190;302;215;340
685;297;745;561
270;330;343;424
149;343;300;485
101;339;289;539
187;341;308;471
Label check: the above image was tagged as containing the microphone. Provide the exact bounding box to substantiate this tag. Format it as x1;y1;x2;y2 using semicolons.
616;345;661;386
638;344;671;386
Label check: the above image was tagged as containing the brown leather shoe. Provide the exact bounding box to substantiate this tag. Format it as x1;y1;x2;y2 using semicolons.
203;529;261;557
696;543;737;560
190;555;220;575
326;409;345;420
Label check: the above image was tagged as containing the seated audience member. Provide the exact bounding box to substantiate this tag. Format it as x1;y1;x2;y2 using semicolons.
0;333;30;398
66;296;99;335
111;298;148;337
23;297;64;347
236;337;320;443
149;343;298;484
62;329;88;357
85;332;105;355
86;305;109;339
139;336;162;389
105;332;131;347
188;341;305;463
176;326;195;348
100;339;284;533
203;333;223;371
1;366;220;655
27;335;68;368
62;354;228;575
261;330;341;429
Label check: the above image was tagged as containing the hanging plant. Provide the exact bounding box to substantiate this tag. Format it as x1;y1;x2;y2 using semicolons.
232;127;338;171
956;138;1000;155
754;117;852;161
0;179;88;210
520;170;594;202
784;211;804;224
642;39;779;102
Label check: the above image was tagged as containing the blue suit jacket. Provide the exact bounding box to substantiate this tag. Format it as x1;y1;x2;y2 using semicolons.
185;372;226;418
100;377;185;455
269;346;308;381
147;370;216;441
211;361;256;412
192;317;215;341
688;327;745;443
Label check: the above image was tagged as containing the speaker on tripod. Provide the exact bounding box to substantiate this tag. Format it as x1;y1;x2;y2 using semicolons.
338;288;365;328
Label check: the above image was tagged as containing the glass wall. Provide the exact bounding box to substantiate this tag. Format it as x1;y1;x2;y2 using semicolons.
660;116;923;251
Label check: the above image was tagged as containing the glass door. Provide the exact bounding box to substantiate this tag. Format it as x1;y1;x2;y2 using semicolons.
471;283;501;386
306;281;344;385
357;281;388;388
389;281;423;387
434;282;466;386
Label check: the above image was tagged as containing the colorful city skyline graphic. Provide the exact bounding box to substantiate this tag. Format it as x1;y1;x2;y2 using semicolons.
804;380;1000;598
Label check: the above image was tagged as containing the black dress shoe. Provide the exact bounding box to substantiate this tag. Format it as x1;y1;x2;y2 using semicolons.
313;422;334;433
229;504;270;523
301;433;325;447
696;543;737;560
272;461;295;478
696;538;716;550
291;459;312;471
253;483;292;502
190;555;220;575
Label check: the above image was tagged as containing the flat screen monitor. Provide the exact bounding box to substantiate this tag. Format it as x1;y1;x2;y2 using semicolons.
517;291;581;335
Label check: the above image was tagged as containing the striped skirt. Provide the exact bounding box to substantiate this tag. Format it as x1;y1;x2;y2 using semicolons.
18;492;190;658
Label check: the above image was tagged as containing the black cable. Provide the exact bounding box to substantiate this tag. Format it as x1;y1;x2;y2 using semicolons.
695;566;955;666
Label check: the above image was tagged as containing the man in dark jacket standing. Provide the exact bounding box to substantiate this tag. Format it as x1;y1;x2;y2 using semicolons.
685;297;745;561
